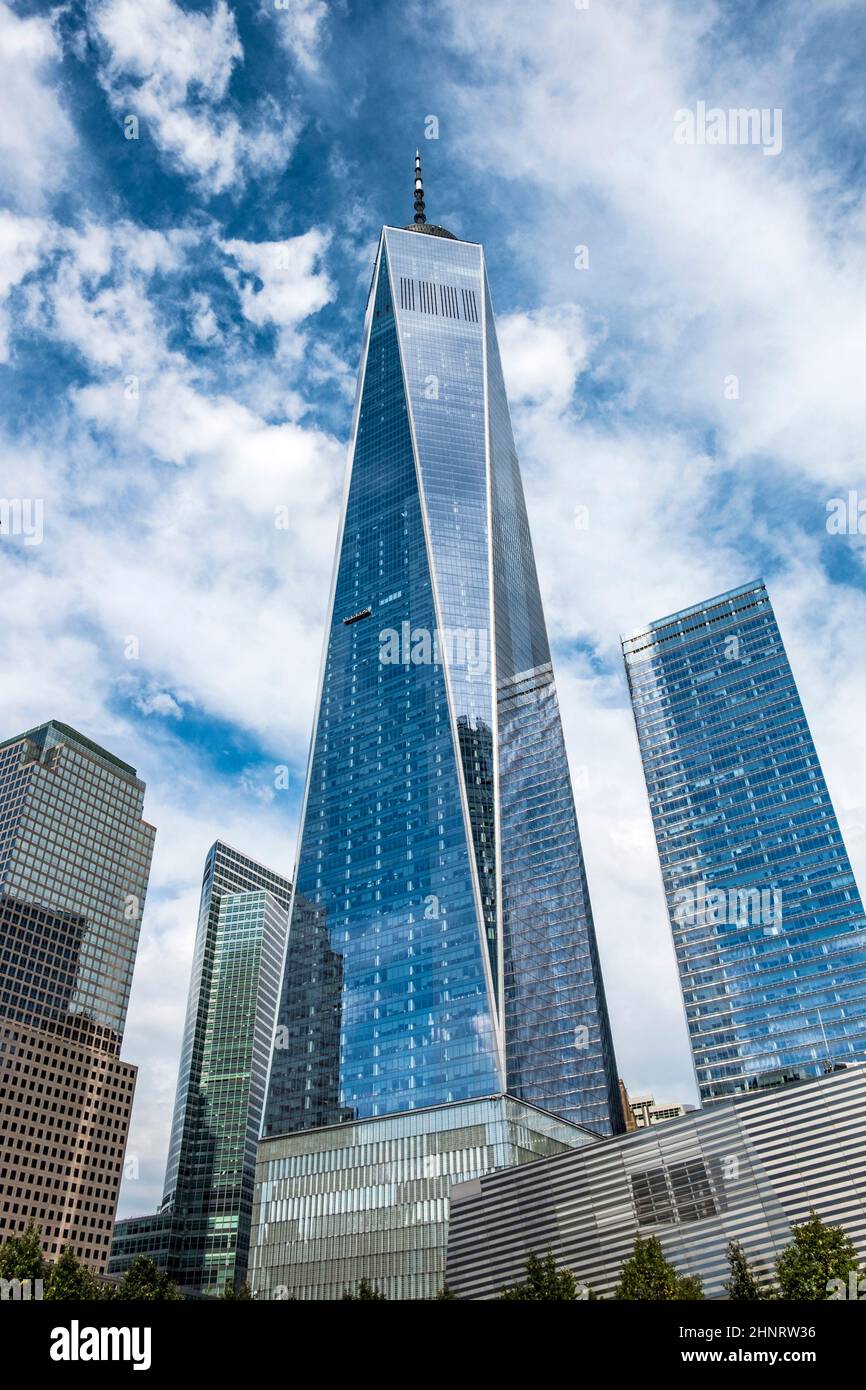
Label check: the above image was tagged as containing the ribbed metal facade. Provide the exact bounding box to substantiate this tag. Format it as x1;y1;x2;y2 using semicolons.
446;1064;866;1299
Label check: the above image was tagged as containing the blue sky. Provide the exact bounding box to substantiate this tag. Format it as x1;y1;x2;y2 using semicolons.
1;0;864;1216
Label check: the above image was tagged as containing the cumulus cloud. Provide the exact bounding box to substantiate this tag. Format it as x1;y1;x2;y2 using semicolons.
496;305;589;413
268;0;330;73
88;0;299;193
0;211;53;360
220;230;333;346
134;688;184;719
0;3;77;210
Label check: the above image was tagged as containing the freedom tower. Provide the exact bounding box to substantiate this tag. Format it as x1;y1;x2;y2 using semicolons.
252;159;621;1298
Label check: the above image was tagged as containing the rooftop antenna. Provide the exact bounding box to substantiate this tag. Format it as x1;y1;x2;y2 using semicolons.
413;149;426;225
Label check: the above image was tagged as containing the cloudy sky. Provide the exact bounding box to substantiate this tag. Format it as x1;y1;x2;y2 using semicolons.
1;0;864;1217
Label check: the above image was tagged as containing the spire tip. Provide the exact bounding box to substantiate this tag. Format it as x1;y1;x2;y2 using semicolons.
413;148;426;225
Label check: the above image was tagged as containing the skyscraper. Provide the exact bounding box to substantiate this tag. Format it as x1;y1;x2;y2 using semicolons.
111;841;291;1296
0;720;154;1271
263;154;620;1140
623;579;866;1103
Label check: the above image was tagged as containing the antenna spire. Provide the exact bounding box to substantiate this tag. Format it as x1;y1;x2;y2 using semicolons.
413;148;426;225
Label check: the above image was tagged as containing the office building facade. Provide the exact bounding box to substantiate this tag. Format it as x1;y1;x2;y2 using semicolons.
628;1093;689;1128
0;720;154;1271
623;580;866;1103
263;157;620;1145
250;1094;597;1300
111;842;291;1295
446;1062;866;1299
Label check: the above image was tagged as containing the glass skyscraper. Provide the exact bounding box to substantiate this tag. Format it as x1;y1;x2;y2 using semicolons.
0;720;154;1270
111;841;291;1295
264;157;620;1140
623;579;866;1103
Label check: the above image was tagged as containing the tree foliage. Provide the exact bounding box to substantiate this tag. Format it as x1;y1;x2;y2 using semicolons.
775;1211;860;1301
342;1278;386;1300
724;1241;774;1301
46;1246;107;1301
114;1255;183;1301
500;1250;593;1301
0;1221;48;1283
614;1236;703;1301
221;1280;253;1300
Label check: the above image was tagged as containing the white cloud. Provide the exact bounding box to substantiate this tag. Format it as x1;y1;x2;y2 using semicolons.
0;211;53;361
135;688;184;719
443;0;866;484
89;0;299;193
189;292;220;344
0;3;77;210
269;0;330;72
497;305;589;413
220;230;333;344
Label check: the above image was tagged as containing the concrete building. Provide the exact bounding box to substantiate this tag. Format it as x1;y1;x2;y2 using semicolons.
0;720;154;1272
445;1063;866;1299
628;1093;690;1128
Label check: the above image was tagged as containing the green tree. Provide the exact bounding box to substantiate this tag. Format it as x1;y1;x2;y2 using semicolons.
434;1284;457;1300
115;1255;183;1302
724;1241;773;1301
46;1246;107;1301
775;1211;860;1301
220;1280;253;1300
0;1221;48;1283
342;1278;385;1300
500;1250;593;1301
614;1236;703;1301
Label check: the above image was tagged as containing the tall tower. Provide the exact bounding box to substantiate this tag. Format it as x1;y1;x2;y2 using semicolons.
264;155;620;1140
0;720;154;1272
623;580;866;1104
111;842;291;1296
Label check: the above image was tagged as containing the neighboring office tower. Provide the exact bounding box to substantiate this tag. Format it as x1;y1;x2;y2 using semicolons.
112;842;291;1296
0;720;154;1272
263;153;621;1142
623;580;866;1104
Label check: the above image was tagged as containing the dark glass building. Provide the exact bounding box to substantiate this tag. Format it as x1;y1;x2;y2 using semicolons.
0;720;154;1270
263;157;621;1140
111;842;291;1295
623;580;866;1103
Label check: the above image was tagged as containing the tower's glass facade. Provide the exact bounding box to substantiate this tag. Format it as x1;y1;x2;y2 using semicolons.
623;580;866;1103
154;842;291;1295
264;219;621;1137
